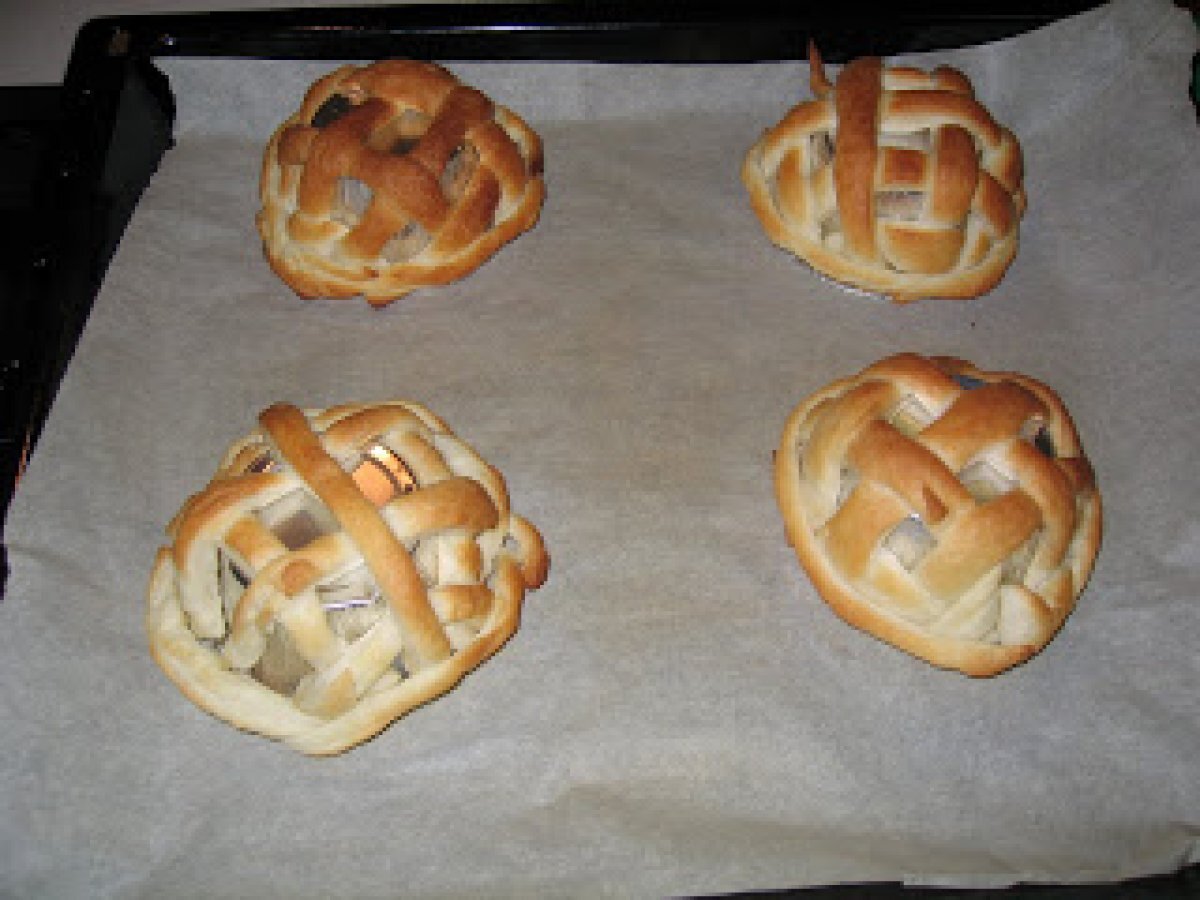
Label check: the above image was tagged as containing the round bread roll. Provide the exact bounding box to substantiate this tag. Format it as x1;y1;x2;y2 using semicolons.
257;60;545;306
743;46;1026;302
775;354;1101;676
146;401;549;755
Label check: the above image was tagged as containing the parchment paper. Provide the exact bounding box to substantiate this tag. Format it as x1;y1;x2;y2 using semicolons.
3;1;1199;896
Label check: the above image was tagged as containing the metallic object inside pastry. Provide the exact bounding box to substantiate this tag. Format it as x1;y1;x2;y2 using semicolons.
147;400;549;754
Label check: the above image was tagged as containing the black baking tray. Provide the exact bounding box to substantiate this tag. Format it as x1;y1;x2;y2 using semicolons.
1;2;1197;895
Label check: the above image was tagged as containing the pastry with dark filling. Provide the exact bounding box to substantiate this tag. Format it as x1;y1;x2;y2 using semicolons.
258;60;545;305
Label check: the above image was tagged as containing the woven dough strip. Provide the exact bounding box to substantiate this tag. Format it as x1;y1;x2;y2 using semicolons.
258;60;545;305
775;354;1101;676
744;46;1026;302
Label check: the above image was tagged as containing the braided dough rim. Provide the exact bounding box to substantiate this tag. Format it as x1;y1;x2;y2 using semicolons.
742;48;1025;304
257;62;546;306
774;354;1102;677
146;401;549;755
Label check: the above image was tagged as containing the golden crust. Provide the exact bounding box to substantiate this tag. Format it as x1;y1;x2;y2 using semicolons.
146;401;549;754
774;354;1101;677
257;60;545;306
743;46;1026;303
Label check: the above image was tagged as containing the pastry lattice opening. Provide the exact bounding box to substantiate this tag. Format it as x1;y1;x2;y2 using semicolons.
258;490;339;550
355;439;418;504
1001;533;1038;587
806;131;834;174
883;515;935;571
1020;417;1057;459
879;127;933;152
332;177;373;229
874;190;925;221
951;372;988;391
311;93;353;128
958;458;1015;503
886;395;935;436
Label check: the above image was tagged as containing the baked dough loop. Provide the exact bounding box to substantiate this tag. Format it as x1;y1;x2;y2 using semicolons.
257;60;545;305
775;354;1101;676
146;401;549;754
743;46;1026;302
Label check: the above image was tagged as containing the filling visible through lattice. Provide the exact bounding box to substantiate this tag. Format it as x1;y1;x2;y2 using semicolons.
318;100;484;265
213;441;430;696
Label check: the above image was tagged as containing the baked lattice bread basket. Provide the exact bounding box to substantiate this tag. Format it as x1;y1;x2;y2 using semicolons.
257;60;545;305
743;46;1026;302
146;401;548;754
775;354;1101;676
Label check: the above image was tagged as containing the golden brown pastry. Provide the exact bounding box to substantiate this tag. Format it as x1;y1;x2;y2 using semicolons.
146;401;549;754
743;46;1026;302
775;354;1101;676
257;60;545;306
